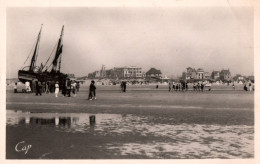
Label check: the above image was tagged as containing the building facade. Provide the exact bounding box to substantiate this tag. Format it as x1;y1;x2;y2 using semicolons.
146;68;162;78
88;66;143;79
182;67;208;80
219;69;232;81
211;71;220;80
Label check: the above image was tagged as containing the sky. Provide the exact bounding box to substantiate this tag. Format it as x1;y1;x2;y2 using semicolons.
6;7;253;78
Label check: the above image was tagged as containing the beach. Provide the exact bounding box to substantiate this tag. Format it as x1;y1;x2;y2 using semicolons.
6;85;254;159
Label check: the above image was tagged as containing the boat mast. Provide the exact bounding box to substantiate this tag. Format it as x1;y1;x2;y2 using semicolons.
51;25;64;73
29;24;43;72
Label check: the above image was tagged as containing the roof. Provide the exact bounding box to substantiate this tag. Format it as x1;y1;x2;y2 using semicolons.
220;69;231;74
146;68;162;74
197;68;204;72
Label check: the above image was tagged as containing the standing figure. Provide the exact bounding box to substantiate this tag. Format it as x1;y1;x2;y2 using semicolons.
232;83;235;90
42;81;46;93
35;81;42;96
120;81;124;92
201;83;204;92
14;82;17;93
25;81;31;93
55;81;59;97
169;82;172;92
38;81;42;94
50;81;55;93
72;81;77;97
66;80;71;97
197;82;200;91
31;79;36;93
181;82;185;92
185;82;188;91
76;82;80;92
123;81;127;92
172;82;176;91
45;81;50;94
244;84;248;91
62;80;67;97
249;83;252;91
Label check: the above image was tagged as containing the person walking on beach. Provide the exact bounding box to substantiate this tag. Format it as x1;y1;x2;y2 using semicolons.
88;80;96;100
93;81;97;99
55;81;59;97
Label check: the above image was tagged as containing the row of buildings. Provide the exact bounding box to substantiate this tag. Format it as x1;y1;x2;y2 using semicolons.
87;65;253;83
182;67;233;81
88;65;162;79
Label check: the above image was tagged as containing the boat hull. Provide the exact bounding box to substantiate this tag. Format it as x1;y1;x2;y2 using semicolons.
18;70;39;83
18;70;68;83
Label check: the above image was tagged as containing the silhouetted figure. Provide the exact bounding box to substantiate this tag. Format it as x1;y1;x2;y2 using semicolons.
88;80;96;100
62;80;67;96
123;81;127;92
120;81;124;92
66;80;71;97
14;82;17;93
244;84;248;91
35;81;42;96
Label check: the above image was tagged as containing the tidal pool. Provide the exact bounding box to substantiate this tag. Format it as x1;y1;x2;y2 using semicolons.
6;110;254;159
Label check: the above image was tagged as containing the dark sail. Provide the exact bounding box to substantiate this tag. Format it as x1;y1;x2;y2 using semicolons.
29;24;42;72
51;25;64;72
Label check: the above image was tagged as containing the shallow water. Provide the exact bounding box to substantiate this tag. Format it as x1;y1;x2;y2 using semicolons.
6;110;254;158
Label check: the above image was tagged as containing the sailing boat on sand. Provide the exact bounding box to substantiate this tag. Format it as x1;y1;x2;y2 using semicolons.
18;25;68;83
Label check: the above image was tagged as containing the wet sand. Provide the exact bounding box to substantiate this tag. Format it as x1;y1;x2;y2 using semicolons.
6;87;254;159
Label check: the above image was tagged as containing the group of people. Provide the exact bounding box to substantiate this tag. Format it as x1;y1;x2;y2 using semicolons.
244;82;254;91
168;82;189;92
168;81;210;92
192;82;207;91
60;79;79;97
21;79;80;97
